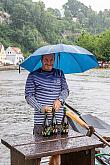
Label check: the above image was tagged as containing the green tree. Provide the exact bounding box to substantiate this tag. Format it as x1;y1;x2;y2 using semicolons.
10;3;31;29
96;29;110;61
76;32;97;54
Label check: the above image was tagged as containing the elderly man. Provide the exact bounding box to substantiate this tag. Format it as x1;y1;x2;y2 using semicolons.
25;54;69;165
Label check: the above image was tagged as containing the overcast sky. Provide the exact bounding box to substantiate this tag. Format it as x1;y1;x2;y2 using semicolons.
33;0;110;12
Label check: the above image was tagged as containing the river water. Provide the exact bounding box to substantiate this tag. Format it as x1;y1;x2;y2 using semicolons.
0;69;110;164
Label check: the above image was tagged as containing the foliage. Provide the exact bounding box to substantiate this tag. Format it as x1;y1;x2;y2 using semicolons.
1;0;110;60
95;29;110;61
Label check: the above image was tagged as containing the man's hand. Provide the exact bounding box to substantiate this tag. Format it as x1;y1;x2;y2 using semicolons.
53;99;61;111
42;105;52;113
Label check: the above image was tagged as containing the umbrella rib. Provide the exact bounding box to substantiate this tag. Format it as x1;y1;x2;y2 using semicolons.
71;54;84;72
32;56;42;72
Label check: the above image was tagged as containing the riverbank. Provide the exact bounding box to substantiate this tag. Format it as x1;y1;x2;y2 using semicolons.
0;65;110;72
0;65;19;71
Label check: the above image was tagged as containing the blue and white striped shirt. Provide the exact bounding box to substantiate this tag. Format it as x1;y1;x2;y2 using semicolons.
25;68;69;125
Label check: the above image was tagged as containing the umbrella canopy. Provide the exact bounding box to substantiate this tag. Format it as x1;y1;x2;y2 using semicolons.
20;44;99;74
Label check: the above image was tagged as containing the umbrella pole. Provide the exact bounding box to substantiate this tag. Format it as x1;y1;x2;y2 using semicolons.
19;65;20;74
65;103;110;147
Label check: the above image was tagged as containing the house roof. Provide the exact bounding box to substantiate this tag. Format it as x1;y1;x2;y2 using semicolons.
11;47;22;54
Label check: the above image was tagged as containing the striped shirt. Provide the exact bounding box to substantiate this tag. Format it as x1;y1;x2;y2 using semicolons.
25;68;69;125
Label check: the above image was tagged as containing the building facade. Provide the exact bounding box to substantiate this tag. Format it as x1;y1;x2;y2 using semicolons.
5;47;24;65
0;45;6;65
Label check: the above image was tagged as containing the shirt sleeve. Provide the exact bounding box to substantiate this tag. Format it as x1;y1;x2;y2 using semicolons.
25;73;42;112
58;71;69;104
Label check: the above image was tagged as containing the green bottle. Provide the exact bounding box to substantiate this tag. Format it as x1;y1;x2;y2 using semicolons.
42;112;51;137
61;107;69;135
51;108;58;135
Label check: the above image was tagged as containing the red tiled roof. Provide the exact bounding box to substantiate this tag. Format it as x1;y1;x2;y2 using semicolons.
11;47;22;54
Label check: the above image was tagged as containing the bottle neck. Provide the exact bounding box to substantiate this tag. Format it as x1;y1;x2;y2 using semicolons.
44;112;49;126
52;108;57;124
52;108;55;117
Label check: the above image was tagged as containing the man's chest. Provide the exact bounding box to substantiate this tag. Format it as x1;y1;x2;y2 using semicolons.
34;76;61;91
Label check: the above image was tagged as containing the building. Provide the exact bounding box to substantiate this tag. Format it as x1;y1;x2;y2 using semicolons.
0;44;6;65
0;11;10;24
5;47;24;65
72;17;77;22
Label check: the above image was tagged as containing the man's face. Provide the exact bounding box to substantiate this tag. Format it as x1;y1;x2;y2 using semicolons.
42;54;54;71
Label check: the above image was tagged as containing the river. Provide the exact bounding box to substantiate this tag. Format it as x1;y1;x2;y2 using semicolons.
0;69;110;164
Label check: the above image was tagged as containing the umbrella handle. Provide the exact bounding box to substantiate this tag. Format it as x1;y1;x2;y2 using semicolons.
19;65;20;74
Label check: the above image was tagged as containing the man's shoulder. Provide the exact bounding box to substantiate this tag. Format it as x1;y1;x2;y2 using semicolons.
29;68;41;76
53;68;64;77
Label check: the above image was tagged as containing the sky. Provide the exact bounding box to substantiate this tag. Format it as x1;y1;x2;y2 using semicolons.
32;0;110;12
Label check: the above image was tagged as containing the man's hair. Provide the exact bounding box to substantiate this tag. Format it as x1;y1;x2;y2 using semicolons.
41;54;55;61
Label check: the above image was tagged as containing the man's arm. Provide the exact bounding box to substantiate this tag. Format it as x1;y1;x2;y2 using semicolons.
25;73;52;113
58;71;69;105
25;73;42;112
53;71;69;111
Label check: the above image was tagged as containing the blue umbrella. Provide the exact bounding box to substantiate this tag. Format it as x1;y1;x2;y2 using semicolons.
20;43;99;74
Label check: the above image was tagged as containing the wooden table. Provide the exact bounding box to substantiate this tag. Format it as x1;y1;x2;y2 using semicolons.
1;130;103;165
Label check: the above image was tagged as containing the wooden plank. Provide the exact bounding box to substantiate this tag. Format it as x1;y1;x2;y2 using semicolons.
11;149;25;165
90;149;95;165
1;130;83;148
11;149;41;165
61;148;95;165
14;136;102;159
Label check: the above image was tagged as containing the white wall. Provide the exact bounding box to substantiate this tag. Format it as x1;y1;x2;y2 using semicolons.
6;47;24;65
